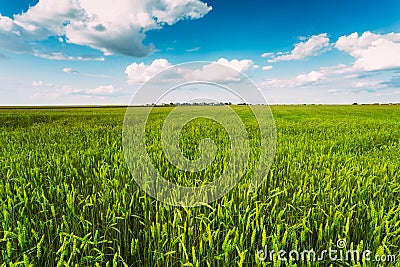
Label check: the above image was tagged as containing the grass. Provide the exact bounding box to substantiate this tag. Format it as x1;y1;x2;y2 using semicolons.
0;105;399;266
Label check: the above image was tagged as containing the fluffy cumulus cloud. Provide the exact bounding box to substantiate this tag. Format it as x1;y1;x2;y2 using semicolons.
296;70;325;84
213;58;255;72
262;65;273;71
0;0;212;57
125;58;256;84
335;31;400;71
185;58;256;82
267;33;330;63
125;58;172;84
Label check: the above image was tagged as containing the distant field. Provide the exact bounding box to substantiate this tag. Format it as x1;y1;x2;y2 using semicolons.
0;105;399;266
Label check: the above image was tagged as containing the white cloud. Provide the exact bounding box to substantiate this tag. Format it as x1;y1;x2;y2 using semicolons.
125;58;172;84
259;60;398;99
86;85;121;95
297;36;308;41
56;84;121;96
186;47;200;52
335;31;400;71
125;58;256;84
260;70;325;88
261;52;274;58
185;58;255;82
345;74;358;79
319;64;350;74
57;85;83;95
30;92;60;99
32;81;43;87
0;0;212;58
262;66;273;71
33;50;104;61
296;70;325;84
213;58;255;72
62;67;78;74
354;80;386;89
32;80;53;87
0;15;13;31
267;33;330;63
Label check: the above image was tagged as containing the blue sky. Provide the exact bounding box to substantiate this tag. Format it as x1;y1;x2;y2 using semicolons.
0;0;400;105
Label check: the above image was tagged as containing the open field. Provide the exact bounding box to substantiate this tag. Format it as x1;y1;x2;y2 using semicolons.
0;105;399;266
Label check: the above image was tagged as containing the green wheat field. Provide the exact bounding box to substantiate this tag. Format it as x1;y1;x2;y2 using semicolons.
0;105;399;266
